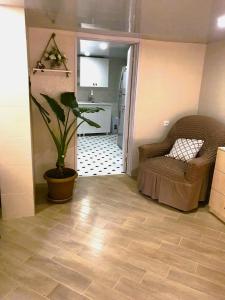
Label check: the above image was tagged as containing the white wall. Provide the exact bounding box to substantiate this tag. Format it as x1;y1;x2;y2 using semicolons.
0;6;34;219
198;40;225;122
131;39;206;174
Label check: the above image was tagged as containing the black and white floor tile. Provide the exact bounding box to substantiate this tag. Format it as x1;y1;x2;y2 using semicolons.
77;134;124;176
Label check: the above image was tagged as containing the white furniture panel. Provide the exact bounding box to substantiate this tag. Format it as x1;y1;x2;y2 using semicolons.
80;57;109;87
77;103;112;134
209;147;225;223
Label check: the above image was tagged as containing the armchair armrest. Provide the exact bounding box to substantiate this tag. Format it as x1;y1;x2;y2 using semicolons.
185;156;213;182
139;140;172;162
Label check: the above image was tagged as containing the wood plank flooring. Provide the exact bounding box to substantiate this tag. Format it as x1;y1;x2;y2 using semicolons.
0;175;225;299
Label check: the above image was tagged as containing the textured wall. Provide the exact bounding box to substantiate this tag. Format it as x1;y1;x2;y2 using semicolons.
198;40;225;123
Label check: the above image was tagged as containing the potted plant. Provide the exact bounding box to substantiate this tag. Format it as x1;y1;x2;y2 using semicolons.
44;46;67;68
31;92;103;203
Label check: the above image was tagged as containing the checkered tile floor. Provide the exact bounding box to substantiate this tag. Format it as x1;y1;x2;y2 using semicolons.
77;135;124;177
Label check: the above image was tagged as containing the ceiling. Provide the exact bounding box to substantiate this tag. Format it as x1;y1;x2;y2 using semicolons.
3;0;225;43
0;0;24;5
136;0;213;43
78;40;129;59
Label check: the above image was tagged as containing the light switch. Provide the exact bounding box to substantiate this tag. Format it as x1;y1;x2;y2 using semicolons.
163;120;170;127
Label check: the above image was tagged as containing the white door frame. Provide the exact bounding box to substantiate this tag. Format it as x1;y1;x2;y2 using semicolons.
75;32;140;176
124;43;139;176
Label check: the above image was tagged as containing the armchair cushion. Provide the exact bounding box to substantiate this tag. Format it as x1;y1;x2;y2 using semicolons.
165;138;204;162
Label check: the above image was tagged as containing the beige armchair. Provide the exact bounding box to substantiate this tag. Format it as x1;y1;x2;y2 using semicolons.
138;115;225;211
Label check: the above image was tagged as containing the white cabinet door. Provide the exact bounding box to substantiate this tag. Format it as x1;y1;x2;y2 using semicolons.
77;105;112;134
80;57;109;88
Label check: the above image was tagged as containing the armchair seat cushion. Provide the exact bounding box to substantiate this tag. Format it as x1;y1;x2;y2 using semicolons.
140;157;187;182
138;157;202;211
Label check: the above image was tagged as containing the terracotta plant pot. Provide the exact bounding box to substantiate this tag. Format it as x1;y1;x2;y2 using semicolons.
44;168;78;203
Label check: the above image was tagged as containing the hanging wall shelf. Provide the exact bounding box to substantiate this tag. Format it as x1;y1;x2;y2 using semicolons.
32;68;72;75
33;33;71;77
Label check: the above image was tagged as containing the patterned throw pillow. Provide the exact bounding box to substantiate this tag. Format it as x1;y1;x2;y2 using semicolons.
165;138;204;162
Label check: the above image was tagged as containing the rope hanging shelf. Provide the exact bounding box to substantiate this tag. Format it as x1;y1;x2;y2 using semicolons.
33;33;71;77
33;68;72;75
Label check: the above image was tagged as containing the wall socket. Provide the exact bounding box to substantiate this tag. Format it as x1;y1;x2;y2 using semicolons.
163;120;170;127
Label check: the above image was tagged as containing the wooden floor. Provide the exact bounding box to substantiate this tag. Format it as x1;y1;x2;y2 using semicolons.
0;175;225;299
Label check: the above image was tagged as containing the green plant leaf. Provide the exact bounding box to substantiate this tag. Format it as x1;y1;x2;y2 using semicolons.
40;93;65;124
61;92;78;108
79;107;104;114
79;116;101;128
31;94;61;154
30;94;51;123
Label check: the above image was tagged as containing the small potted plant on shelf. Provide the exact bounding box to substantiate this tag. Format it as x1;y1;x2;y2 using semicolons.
44;46;67;68
31;92;103;203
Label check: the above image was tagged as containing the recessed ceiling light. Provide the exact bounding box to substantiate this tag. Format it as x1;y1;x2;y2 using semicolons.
99;42;108;50
84;51;90;56
217;15;225;29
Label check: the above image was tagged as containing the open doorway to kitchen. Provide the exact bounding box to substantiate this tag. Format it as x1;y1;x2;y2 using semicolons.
76;38;135;176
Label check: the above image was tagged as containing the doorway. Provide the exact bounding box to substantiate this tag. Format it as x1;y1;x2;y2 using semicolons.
76;37;137;177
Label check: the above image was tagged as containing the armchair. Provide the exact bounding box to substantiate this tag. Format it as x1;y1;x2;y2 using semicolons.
138;115;225;211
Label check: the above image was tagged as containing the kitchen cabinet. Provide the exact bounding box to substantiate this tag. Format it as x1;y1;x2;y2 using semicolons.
209;147;225;223
79;57;109;88
77;103;112;134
